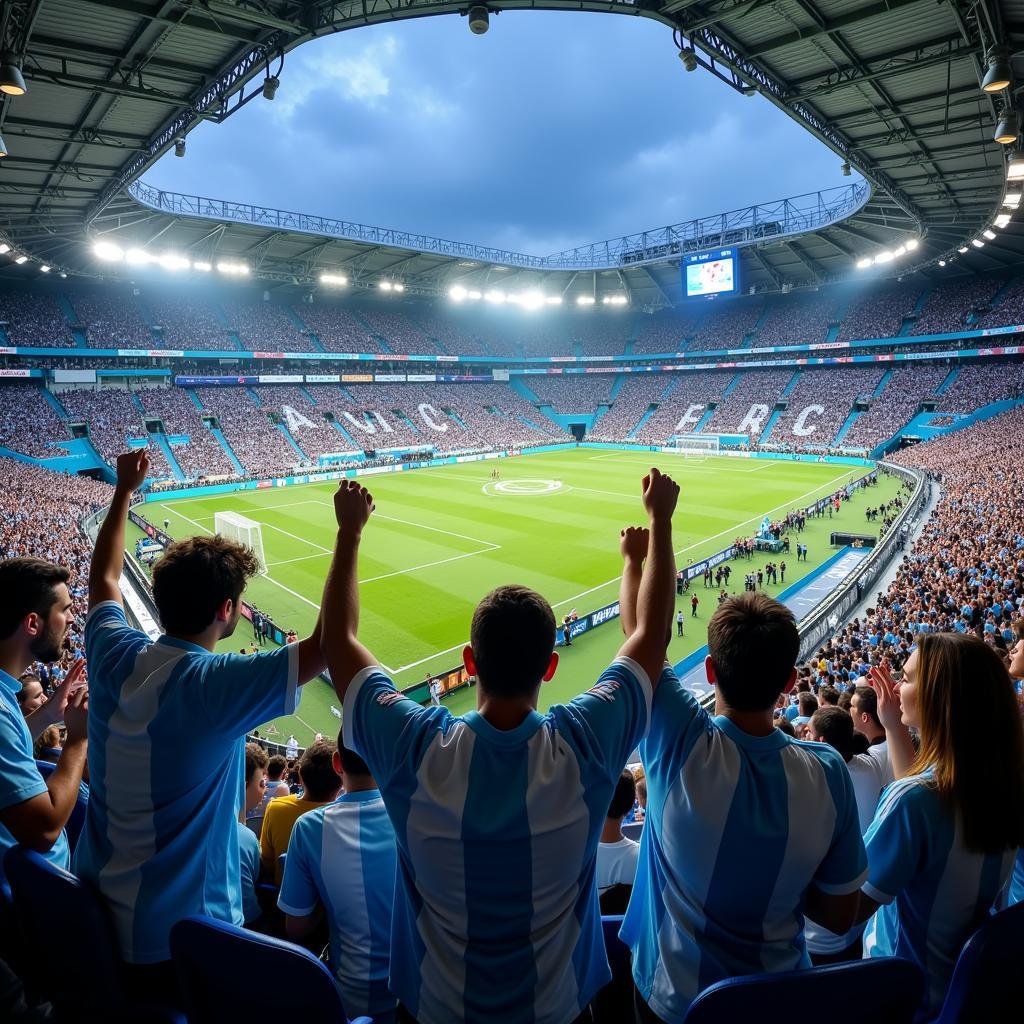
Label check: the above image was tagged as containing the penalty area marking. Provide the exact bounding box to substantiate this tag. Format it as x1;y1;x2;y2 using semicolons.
482;478;566;497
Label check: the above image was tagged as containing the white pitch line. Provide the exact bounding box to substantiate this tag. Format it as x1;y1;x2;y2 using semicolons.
313;500;501;550
260;520;333;554
361;546;498;584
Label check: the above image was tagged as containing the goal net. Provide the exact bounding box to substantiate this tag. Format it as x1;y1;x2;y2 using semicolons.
669;434;721;460
214;511;268;574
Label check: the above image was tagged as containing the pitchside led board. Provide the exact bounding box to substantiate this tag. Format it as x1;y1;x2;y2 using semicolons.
683;247;740;300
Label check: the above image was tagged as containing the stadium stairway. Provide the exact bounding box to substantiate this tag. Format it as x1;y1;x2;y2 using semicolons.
721;372;742;397
300;385;319;405
58;294;89;348
659;376;680;400
833;408;862;446
509;378;541;403
693;406;717;433
276;422;309;461
40;387;69;418
395;410;421;435
186;389;205;410
151;433;187;481
936;367;959;395
210;427;245;475
758;407;785;445
626;405;658;439
780;369;802;397
130;392;146;413
871;369;893;399
329;418;359;447
246;387;262;405
609;374;626;399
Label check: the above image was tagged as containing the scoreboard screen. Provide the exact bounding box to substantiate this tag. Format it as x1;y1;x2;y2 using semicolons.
683;248;740;299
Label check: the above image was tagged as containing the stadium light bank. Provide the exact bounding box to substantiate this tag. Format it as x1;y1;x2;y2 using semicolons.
854;237;919;270
449;285;564;309
91;242;248;275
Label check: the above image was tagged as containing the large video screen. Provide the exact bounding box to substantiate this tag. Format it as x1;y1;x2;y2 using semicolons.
683;248;740;299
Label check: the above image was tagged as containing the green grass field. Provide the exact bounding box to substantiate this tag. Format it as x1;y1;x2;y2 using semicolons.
134;449;901;743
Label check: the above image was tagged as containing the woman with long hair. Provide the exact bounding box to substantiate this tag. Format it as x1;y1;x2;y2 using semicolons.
854;633;1024;1017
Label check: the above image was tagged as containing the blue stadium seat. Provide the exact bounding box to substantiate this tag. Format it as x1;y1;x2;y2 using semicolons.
3;846;184;1023
593;914;632;1024
601;914;630;982
933;900;1024;1023
169;915;373;1023
682;957;924;1024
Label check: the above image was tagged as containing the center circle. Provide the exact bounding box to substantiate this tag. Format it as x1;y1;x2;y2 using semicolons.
486;478;565;496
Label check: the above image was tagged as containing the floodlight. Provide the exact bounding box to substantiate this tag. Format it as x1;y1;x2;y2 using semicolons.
484;289;506;304
216;261;248;274
467;290;482;300
983;229;997;239
546;295;562;305
0;244;9;254
855;257;872;269
450;285;468;301
972;238;985;247
0;132;7;158
601;296;611;305
938;260;946;267
174;138;186;158
958;246;969;253
0;54;27;96
679;49;698;72
125;248;153;265
378;281;393;292
1005;188;1022;205
577;295;595;305
193;261;212;272
14;255;27;264
320;273;348;286
892;245;907;257
468;6;489;34
982;47;1013;93
873;251;894;264
93;241;124;261
159;253;190;271
995;109;1020;145
393;282;405;293
39;265;50;273
905;238;919;251
995;213;1012;227
1007;150;1024;178
262;75;280;101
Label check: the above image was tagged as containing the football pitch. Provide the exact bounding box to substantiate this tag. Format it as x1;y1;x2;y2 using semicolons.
139;449;901;743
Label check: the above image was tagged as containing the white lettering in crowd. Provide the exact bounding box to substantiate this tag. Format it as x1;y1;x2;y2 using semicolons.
793;404;824;437
418;403;449;433
738;404;770;435
282;404;317;432
673;404;705;434
370;410;395;434
341;411;376;434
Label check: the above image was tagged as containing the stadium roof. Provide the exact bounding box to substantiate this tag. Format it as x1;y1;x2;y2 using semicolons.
0;0;1022;307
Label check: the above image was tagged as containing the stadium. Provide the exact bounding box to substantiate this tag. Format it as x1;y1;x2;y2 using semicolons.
0;0;1023;1021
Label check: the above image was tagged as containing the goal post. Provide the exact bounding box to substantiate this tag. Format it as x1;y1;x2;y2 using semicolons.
214;511;268;574
669;434;721;459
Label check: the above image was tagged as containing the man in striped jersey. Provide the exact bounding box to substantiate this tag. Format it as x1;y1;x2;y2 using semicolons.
321;470;680;1024
621;591;867;1023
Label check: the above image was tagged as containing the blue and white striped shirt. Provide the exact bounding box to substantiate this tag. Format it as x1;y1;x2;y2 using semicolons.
863;772;1017;1016
621;677;867;1023
278;789;398;1022
73;602;299;963
344;657;652;1024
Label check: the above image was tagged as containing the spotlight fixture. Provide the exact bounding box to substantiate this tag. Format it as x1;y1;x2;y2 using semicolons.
39;265;50;273
0;53;27;97
938;260;946;267
982;47;1013;93
467;5;489;34
0;132;7;158
841;161;851;177
679;48;698;72
972;238;985;247
855;257;872;269
0;244;9;254
262;75;279;101
193;261;212;272
1008;150;1024;178
379;281;393;292
983;229;997;240
576;295;596;305
995;109;1020;145
905;238;920;251
393;282;405;293
14;255;27;264
958;246;969;253
174;138;186;158
995;213;1012;227
320;273;348;286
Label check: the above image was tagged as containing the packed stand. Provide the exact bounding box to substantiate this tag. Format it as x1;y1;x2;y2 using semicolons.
412;311;490;355
752;291;838;348
569;320;630;356
630;311;699;354
70;289;155;350
768;367;885;448
589;376;665;440
359;310;442;355
836;282;920;342
136;386;236;479
910;277;1005;336
633;372;734;444
145;294;240;352
293;302;381;353
57;388;174;480
692;295;764;349
222;298;317;353
527;375;613;412
0;384;70;458
977;274;1024;328
842;364;948;450
0;290;77;347
934;359;1024;412
702;369;794;436
193;387;302;476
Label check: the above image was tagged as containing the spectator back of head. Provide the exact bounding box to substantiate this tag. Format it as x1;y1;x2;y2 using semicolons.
298;739;341;801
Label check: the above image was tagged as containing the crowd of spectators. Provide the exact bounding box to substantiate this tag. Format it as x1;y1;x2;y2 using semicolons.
526;374;613;412
411;311;490;355
589;376;665;440
768;368;885;448
359;310;442;355
934;359;1024;412
632;372;733;444
136;386;237;479
910;277;1005;336
0;384;70;457
631;311;698;354
0;290;77;347
702;369;794;435
220;298;316;353
842;365;949;450
752;292;837;348
835;282;920;343
146;295;240;352
70;289;155;350
692;296;764;349
292;302;382;353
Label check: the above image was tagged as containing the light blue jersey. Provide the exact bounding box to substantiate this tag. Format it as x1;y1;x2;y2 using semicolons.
621;677;867;1023
863;773;1017;1016
237;822;261;924
1008;849;1024;907
74;602;299;963
344;657;652;1024
278;789;398;1022
0;669;69;872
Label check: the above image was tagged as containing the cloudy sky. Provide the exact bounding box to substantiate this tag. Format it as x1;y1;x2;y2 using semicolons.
147;12;847;256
